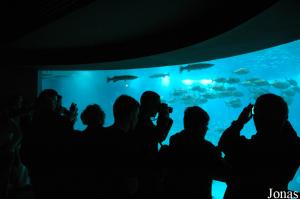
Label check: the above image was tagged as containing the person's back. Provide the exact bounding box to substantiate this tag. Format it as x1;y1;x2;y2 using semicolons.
133;91;173;199
165;106;227;199
218;94;300;199
101;95;140;199
64;104;105;198
21;89;77;198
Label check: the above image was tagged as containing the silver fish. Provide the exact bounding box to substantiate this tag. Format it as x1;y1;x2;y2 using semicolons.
226;77;240;84
149;73;170;78
233;67;250;75
179;63;214;73
107;75;138;82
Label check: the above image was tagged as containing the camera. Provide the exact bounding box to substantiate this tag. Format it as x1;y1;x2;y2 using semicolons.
160;103;173;114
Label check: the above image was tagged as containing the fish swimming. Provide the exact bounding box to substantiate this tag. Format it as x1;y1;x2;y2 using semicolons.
212;84;226;91
179;63;214;73
225;98;242;108
149;73;170;78
226;77;240;84
287;79;298;87
107;75;138;82
233;67;250;75
191;85;207;92
270;80;290;89
172;89;187;96
292;86;300;93
281;89;296;97
253;79;269;86
214;77;227;83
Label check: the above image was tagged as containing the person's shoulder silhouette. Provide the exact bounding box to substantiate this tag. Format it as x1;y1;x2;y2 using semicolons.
219;93;300;199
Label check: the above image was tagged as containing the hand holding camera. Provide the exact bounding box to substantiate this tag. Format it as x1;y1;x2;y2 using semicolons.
159;103;173;118
67;102;78;124
237;103;253;126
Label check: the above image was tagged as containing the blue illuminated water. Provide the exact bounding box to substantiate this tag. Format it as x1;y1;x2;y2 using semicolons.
40;39;300;197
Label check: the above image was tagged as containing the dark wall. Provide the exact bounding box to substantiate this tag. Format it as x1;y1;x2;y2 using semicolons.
0;69;38;108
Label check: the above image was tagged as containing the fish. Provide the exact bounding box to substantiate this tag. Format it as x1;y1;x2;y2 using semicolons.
247;77;261;82
292;86;300;93
195;98;208;104
107;75;138;82
231;91;244;97
281;89;296;97
191;86;207;92
212;84;226;91
179;63;214;73
225;98;242;108
253;79;269;86
214;77;227;83
226;86;237;91
202;92;218;99
270;80;290;89
226;77;240;84
287;79;298;87
233;67;250;75
181;95;197;105
172;89;187;96
149;73;170;78
241;81;253;87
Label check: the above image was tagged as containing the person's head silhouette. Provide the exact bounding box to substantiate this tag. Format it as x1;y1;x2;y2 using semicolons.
184;106;209;138
140;91;161;118
81;104;105;127
37;89;58;112
113;95;140;132
254;93;288;136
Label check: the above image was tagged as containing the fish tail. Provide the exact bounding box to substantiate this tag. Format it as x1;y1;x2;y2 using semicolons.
107;77;111;83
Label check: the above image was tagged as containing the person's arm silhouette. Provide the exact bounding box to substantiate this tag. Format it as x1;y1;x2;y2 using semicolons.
218;104;253;155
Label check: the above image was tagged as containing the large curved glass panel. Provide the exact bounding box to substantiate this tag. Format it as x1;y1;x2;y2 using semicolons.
40;39;300;198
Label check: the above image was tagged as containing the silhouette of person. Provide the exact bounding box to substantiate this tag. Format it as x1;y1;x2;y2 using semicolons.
218;93;300;199
133;91;173;199
66;104;106;198
0;112;31;199
20;89;78;198
104;95;140;199
164;106;228;199
81;104;105;138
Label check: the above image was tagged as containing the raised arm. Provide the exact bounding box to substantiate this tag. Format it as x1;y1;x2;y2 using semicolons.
218;104;253;155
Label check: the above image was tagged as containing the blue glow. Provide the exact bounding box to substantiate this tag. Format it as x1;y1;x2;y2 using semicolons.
200;79;213;85
162;76;170;87
40;39;300;198
182;79;194;85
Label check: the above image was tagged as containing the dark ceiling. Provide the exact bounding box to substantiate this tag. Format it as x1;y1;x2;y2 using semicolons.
2;0;300;69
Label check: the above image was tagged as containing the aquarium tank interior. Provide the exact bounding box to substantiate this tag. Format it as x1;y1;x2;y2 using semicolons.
39;39;300;198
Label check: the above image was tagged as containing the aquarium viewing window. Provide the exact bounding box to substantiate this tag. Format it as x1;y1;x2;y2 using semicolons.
39;39;300;198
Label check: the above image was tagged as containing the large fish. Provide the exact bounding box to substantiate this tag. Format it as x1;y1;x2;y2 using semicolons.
233;67;250;75
226;77;240;84
270;80;290;89
107;75;138;83
225;98;242;108
287;79;298;87
179;63;214;73
214;77;227;83
149;73;170;78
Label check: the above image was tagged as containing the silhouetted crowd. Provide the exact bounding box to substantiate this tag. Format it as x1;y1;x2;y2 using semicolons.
1;89;300;199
